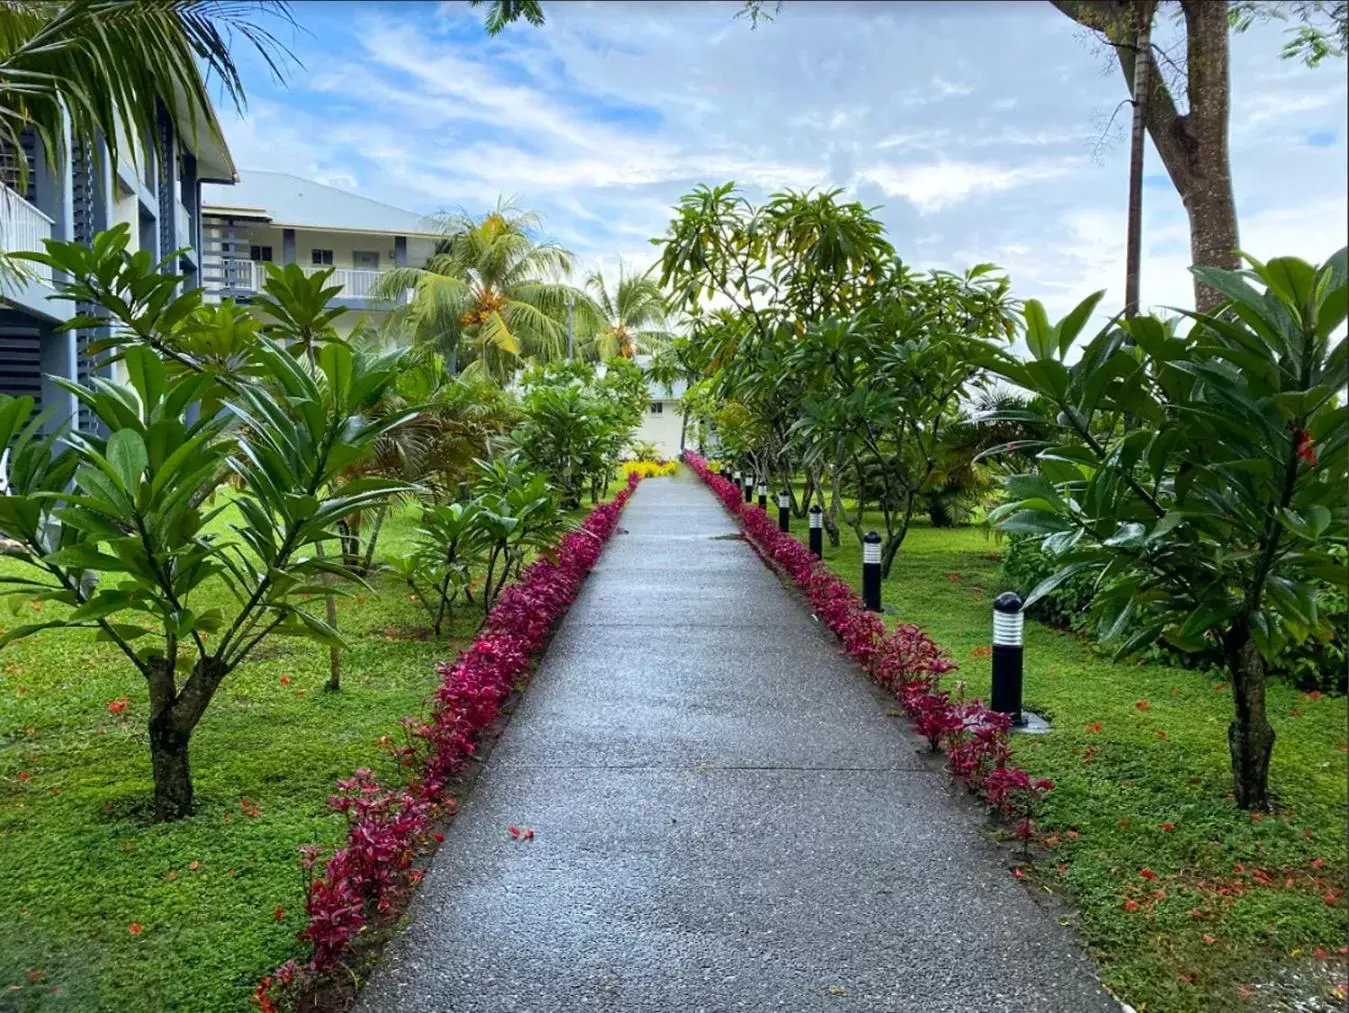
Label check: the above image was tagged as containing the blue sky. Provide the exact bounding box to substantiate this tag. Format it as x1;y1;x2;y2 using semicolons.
219;0;1348;320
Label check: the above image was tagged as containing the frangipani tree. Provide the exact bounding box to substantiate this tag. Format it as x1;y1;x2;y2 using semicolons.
5;231;414;818
986;250;1347;810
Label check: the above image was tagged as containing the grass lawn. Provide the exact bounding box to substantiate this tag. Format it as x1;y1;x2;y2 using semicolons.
0;491;598;1012
801;515;1347;1013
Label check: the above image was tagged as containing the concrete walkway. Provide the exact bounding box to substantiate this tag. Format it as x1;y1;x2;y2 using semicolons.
358;473;1119;1012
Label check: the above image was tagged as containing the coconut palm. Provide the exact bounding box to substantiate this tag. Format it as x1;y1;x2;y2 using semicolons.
375;199;597;383
582;263;673;361
0;0;291;282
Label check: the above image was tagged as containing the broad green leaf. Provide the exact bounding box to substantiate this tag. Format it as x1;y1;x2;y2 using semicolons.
106;430;148;493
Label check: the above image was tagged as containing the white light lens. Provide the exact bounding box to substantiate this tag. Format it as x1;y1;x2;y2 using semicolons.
809;513;822;529
993;611;1024;647
863;541;882;564
778;494;790;508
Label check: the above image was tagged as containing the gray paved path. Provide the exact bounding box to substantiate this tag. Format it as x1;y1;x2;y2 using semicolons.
358;473;1119;1012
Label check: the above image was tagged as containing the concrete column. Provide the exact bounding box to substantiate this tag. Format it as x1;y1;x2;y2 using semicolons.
282;228;296;265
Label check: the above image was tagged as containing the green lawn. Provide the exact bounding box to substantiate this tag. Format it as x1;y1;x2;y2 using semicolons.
804;517;1347;1013
0;502;498;1012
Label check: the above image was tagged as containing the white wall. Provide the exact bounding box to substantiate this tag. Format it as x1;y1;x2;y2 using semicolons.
632;398;684;460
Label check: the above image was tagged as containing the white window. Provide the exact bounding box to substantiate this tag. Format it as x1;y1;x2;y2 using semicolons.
311;249;334;266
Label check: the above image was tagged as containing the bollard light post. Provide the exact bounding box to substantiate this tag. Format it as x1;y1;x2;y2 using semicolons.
862;531;883;612
757;481;768;510
808;504;823;558
991;592;1025;727
732;469;741;494
743;475;754;503
777;490;791;532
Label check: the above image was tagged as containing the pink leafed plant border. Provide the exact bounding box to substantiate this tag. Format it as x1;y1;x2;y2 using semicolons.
682;453;1052;844
254;473;642;1011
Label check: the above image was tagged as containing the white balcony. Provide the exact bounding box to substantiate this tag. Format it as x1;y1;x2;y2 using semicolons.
207;260;409;305
1;183;55;286
302;265;406;303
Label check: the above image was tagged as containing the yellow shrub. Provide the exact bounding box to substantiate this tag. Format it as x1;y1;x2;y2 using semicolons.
623;459;678;478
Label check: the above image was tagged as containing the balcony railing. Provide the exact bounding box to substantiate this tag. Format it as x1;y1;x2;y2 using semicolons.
1;183;54;286
301;265;406;302
209;261;409;304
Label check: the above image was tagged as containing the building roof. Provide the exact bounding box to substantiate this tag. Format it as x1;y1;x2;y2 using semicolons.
201;171;439;236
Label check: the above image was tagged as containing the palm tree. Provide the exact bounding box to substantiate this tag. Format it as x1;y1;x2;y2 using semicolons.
375;199;597;383
582;263;673;361
1;0;291;282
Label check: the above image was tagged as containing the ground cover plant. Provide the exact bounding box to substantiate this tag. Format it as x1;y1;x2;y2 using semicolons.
0;502;470;1012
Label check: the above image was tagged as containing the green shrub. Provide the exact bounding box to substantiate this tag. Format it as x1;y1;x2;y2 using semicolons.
1003;536;1346;694
1001;534;1098;631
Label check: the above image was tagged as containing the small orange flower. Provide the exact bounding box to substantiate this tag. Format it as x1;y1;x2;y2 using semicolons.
1085;721;1102;734
1122;898;1140;912
1161;822;1175;832
279;675;291;687
108;698;128;714
128;923;144;935
1202;934;1216;945
1135;699;1149;711
1139;868;1158;881
273;908;286;923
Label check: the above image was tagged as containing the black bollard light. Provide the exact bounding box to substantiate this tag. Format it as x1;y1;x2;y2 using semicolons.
777;490;791;532
743;475;754;503
732;468;741;493
991;591;1026;727
757;481;768;510
808;504;823;558
862;531;883;612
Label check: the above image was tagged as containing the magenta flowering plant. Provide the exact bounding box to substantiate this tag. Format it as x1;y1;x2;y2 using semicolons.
985;765;1056;853
256;473;641;1006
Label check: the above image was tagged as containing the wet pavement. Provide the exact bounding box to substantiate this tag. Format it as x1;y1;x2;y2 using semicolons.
357;472;1120;1012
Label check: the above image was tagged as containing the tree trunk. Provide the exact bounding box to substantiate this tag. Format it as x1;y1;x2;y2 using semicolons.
1124;0;1155;317
1225;625;1274;810
148;712;194;818
144;655;229;820
359;504;389;573
825;468;843;547
680;410;688;452
1050;0;1240;312
314;538;341;692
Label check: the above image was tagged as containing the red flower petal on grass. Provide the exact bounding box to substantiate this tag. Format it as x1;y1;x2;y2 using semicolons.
1066;829;1080;840
1135;699;1149;711
1250;812;1264;822
1122;898;1140;912
108;698;128;714
1140;868;1158;881
1012;868;1024;879
1161;822;1175;832
1086;721;1102;734
128;923;143;935
273;908;285;923
1238;986;1254;999
279;676;291;687
17;771;30;782
1202;934;1216;945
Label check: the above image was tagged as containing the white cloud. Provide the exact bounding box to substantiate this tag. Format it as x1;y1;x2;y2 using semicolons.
215;1;1346;327
855;159;1077;213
